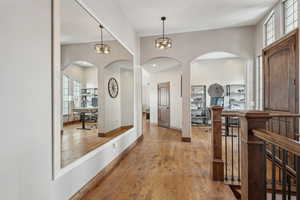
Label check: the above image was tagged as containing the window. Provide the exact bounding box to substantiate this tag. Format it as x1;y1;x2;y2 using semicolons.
73;80;81;108
265;12;275;46
284;0;298;33
63;75;70;115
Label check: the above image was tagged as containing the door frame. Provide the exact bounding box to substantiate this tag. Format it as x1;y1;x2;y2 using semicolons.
262;28;299;114
157;82;170;128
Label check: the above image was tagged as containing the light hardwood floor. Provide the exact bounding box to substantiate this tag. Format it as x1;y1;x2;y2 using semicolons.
82;119;235;200
62;123;133;167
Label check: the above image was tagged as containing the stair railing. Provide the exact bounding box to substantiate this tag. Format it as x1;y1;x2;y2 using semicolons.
210;107;300;200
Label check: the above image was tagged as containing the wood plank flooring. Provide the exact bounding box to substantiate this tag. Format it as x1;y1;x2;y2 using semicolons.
82;119;236;200
62;123;132;167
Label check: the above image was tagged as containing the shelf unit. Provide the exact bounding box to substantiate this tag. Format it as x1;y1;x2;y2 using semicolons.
191;85;208;126
81;88;98;107
226;84;246;110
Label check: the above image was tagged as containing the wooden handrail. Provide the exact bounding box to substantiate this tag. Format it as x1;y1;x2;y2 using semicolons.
269;113;300;118
221;110;240;117
253;129;300;156
222;110;300;118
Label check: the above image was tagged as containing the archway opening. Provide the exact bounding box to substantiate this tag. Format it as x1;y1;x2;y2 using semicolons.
142;57;182;132
190;51;246;135
101;59;134;134
61;60;98;167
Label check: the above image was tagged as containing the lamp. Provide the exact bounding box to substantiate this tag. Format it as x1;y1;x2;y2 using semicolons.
155;16;172;49
95;25;111;54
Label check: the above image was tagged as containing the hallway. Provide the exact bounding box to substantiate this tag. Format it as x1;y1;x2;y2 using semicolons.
82;120;235;200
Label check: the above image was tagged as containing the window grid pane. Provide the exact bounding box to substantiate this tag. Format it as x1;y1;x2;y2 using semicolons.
265;13;275;45
284;0;298;34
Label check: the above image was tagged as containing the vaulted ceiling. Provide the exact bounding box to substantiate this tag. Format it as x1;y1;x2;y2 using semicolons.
115;0;277;36
61;0;278;44
61;0;114;44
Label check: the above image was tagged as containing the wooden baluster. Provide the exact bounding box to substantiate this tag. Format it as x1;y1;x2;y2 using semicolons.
210;106;224;181
239;111;270;200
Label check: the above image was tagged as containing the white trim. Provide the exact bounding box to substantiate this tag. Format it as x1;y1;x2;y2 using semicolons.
264;10;275;25
52;0;136;180
74;0;135;56
55;127;136;179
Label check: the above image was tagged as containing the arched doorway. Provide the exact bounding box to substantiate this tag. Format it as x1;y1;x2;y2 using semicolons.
142;57;182;131
99;59;134;135
189;51;247;136
61;60;99;167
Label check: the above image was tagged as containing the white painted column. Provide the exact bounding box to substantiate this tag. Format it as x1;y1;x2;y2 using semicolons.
181;62;192;141
134;64;143;136
98;66;106;135
246;59;255;109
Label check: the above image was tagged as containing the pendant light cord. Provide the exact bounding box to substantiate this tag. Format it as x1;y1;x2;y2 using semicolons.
162;19;165;39
100;25;104;45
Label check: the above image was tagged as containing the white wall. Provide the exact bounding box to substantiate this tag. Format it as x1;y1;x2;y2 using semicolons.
64;64;85;87
0;0;141;200
141;26;256;138
121;68;134;126
0;0;52;199
191;58;246;107
148;67;182;129
83;67;98;88
104;65;121;132
64;65;98;88
142;69;150;112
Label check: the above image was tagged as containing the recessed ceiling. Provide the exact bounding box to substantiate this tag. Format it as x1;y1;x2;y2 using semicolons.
194;52;239;62
73;61;96;68
106;60;133;70
115;0;277;36
61;0;114;45
143;57;181;73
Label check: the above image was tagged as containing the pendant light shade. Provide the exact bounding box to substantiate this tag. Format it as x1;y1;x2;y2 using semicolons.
155;16;172;49
95;25;111;54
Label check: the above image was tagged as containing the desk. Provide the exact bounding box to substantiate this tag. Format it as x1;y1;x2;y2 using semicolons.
73;107;98;130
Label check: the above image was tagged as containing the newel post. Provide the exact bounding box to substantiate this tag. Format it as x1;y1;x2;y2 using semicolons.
239;111;270;200
210;106;224;181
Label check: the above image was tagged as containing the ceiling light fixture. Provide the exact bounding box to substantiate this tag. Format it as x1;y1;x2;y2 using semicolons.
155;16;172;49
152;64;157;67
95;24;111;54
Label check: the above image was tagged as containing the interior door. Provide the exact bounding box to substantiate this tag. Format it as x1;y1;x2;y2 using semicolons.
158;82;170;128
263;28;299;175
263;29;299;139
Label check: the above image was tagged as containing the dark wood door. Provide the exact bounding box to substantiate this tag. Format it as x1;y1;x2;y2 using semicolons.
158;82;170;128
263;29;298;115
263;29;299;139
263;29;299;174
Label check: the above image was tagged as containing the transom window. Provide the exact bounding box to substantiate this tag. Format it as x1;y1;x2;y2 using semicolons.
265;12;275;46
284;0;298;34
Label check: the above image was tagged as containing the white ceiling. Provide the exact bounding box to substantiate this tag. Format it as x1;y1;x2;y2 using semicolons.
143;57;181;73
73;61;96;68
115;0;277;36
61;0;114;44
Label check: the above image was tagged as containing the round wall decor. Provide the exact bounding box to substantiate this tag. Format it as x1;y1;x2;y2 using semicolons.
208;83;224;97
108;77;119;98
